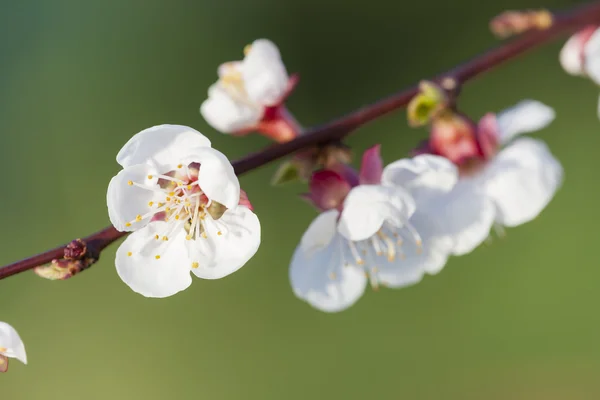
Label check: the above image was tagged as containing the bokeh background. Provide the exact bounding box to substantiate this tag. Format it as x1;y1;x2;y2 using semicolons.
1;0;599;398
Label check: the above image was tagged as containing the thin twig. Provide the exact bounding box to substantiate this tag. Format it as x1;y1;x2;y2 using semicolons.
2;1;600;281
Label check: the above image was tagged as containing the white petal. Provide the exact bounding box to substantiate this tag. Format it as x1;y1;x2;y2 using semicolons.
299;209;339;253
338;185;415;242
242;39;289;106
116;125;212;170
417;179;496;256
289;215;367;312
200;84;262;133
381;155;458;202
192;147;240;210
584;28;600;84
0;322;27;364
484;138;563;227
107;164;158;232
188;206;260;279
496;100;555;144
560;34;585;76
115;222;192;298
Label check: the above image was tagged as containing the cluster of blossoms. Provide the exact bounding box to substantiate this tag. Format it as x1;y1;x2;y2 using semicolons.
7;24;600;371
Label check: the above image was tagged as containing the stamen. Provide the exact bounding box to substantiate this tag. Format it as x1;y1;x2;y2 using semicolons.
148;201;154;207
127;252;132;257
191;262;199;269
348;242;365;265
154;235;159;240
155;255;161;260
147;175;153;179
127;180;133;186
162;236;168;241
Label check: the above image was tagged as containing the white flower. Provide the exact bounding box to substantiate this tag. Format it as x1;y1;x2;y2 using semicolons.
420;100;562;256
107;124;261;298
560;27;600;117
200;39;290;133
0;322;27;372
290;149;458;312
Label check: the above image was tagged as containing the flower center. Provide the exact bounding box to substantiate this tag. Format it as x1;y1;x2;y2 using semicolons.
124;162;228;265
331;221;423;290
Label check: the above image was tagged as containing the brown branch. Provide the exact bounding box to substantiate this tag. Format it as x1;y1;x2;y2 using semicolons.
2;1;600;281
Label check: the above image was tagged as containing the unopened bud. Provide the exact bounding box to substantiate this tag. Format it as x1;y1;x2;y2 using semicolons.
64;239;87;260
490;9;553;38
407;81;449;127
34;239;98;281
430;111;479;165
271;142;352;185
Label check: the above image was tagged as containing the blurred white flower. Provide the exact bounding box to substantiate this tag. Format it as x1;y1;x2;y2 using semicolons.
560;26;600;116
201;39;298;141
107;125;261;298
0;322;27;373
421;100;562;255
290;147;459;312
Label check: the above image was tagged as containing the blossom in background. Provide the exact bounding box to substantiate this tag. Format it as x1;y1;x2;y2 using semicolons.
0;322;27;373
290;146;463;312
107;125;261;298
559;26;600;116
200;39;300;142
416;100;562;254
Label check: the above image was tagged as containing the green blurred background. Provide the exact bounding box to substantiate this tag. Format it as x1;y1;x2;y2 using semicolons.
1;0;599;398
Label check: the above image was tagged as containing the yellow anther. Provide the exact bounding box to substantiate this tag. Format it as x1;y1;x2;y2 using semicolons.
357;259;365;266
166;197;171;202
201;232;207;239
125;222;132;227
217;231;222;236
243;44;252;56
177;164;183;169
165;207;171;212
155;255;161;260
185;202;191;207
157;202;164;207
127;180;133;186
187;185;192;190
162;236;168;241
147;175;153;179
135;215;142;222
148;201;154;207
175;215;180;220
169;192;175;196
0;347;6;353
154;235;159;240
191;262;199;269
185;235;192;240
177;182;183;187
127;252;132;257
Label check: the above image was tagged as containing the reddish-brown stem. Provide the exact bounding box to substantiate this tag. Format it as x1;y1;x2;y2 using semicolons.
2;1;600;281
